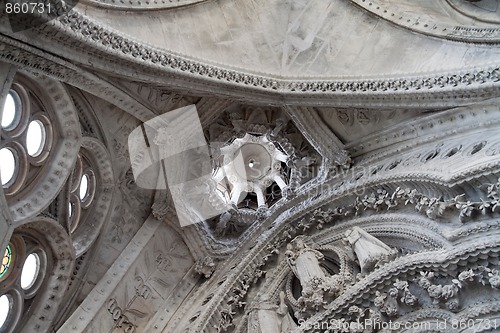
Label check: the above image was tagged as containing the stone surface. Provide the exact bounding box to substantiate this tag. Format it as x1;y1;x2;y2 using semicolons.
0;2;499;333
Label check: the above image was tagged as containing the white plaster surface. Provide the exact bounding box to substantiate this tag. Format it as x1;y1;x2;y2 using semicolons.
82;0;500;77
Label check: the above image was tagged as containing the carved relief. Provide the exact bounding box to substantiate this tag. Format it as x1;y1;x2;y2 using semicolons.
343;226;397;274
109;169;153;245
285;236;345;311
247;292;296;333
195;256;216;278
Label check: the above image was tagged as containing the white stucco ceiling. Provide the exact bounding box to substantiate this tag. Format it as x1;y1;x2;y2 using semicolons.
81;0;500;78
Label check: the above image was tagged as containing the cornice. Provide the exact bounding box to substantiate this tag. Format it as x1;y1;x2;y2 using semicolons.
2;9;498;107
0;36;157;122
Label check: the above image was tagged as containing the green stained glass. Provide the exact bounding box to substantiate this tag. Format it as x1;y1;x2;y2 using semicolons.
0;245;12;279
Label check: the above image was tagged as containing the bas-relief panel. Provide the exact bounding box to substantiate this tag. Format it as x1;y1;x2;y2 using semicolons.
77;96;155;300
85;223;194;333
90;97;154;247
316;108;424;143
108;80;202;115
82;0;499;78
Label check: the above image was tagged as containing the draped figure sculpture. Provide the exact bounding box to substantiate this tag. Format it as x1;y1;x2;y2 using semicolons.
247;291;296;333
285;236;342;310
344;226;396;274
285;236;326;284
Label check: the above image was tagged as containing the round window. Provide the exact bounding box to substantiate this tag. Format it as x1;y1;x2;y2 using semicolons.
0;294;10;329
0;148;17;186
1;90;21;130
79;174;89;201
26;120;46;157
20;253;40;290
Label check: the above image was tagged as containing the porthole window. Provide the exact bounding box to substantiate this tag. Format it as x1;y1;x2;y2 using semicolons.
0;233;50;331
421;150;439;163
1;91;20;130
26;120;45;157
69;138;114;258
79;173;89;201
0;294;10;328
0;75;96;332
0;148;16;186
68;152;96;234
0;244;13;281
20;253;39;290
386;160;401;170
1;81;54;197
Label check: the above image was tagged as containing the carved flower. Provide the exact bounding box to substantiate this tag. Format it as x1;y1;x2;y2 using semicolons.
373;291;386;308
309;276;324;289
388;287;399;298
488;271;500;289
100;32;111;45
427;285;443;299
461;73;474;85
110;37;120;49
385;302;398;317
130;45;140;57
441;284;459;299
347;306;362;316
445;298;460;311
401;292;418;306
458;269;476;282
393;279;408;290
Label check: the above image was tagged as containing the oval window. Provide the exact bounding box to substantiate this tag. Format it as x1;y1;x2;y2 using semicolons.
79;174;89;201
0;294;10;328
26;120;46;157
1;92;19;129
20;253;40;290
0;148;16;186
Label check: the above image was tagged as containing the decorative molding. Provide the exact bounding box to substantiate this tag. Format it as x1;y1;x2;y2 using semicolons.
0;37;157;122
80;0;208;11
284;106;350;168
184;174;500;332
446;0;500;24
1;11;498;107
57;216;161;332
18;217;75;333
72;137;115;257
350;0;500;43
7;73;81;224
197;97;235;127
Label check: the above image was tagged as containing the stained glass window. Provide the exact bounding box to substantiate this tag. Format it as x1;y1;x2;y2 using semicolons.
0;245;12;279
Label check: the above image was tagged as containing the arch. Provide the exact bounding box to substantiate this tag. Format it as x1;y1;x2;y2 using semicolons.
3;73;81;224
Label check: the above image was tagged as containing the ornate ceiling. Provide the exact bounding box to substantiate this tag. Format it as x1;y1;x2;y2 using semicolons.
0;1;499;333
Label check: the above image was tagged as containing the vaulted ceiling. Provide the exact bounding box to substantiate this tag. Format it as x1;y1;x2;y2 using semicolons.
0;1;499;332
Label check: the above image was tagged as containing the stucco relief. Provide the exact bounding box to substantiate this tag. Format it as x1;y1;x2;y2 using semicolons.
85;223;193;333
